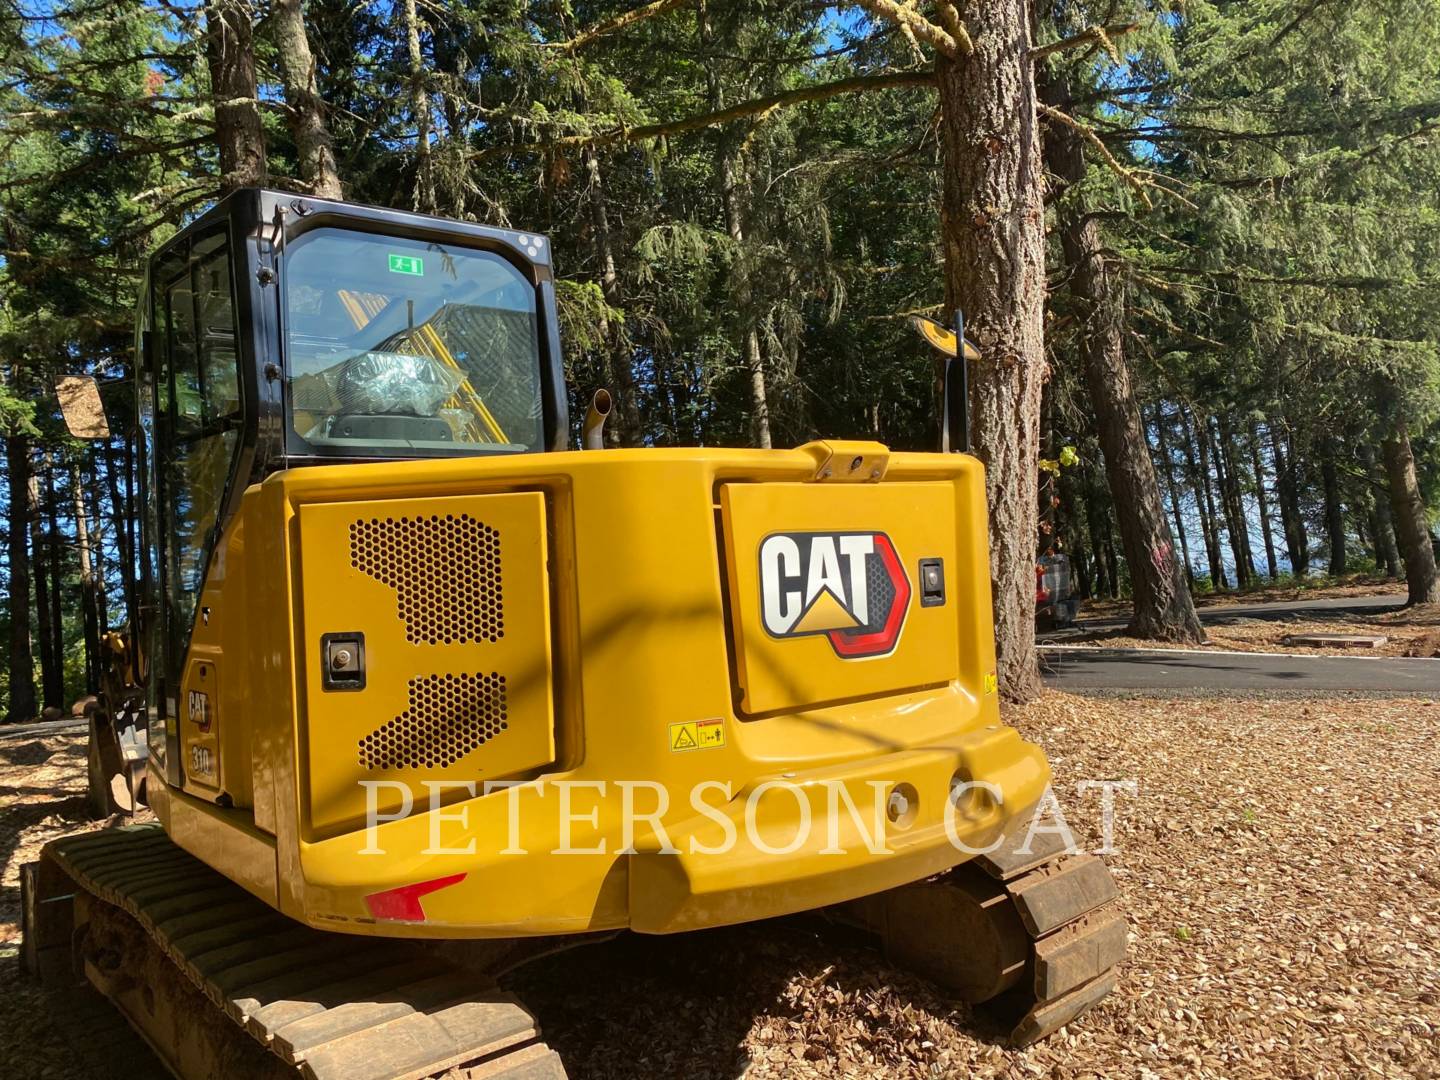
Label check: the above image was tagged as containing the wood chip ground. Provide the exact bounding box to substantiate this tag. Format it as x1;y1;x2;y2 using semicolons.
1074;604;1440;658
4;691;1438;1078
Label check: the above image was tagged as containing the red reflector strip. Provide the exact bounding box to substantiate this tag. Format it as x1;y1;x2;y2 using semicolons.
364;872;467;921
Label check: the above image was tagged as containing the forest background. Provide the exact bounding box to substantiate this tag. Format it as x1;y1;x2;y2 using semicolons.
1;0;1437;717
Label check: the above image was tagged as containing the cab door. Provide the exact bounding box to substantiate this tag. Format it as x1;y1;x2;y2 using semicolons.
147;226;245;798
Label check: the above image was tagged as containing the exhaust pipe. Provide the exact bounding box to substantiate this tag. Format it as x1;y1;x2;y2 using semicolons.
582;388;613;450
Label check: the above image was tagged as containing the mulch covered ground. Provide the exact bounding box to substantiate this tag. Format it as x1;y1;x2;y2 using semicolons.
1080;578;1408;623
3;692;1438;1078
1071;603;1440;657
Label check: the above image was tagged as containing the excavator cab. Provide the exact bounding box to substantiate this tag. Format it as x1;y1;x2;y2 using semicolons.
36;190;1124;1078
141;191;568;783
68;190;570;810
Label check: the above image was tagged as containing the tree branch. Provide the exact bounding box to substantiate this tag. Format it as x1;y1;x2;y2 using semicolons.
1269;0;1339;47
1039;103;1153;209
472;70;936;158
849;0;959;59
1147;265;1429;290
934;1;975;56
548;0;690;53
1031;21;1140;61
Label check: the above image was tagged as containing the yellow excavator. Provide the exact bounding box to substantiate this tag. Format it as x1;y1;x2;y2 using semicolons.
24;190;1124;1079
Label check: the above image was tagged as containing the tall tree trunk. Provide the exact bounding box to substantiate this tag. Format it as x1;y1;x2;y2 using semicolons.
1372;495;1401;578
29;470;58;710
1209;419;1251;589
271;0;342;199
1382;422;1439;606
581;147;644;445
1320;436;1348;576
1354;510;1373;560
205;0;267;193
935;0;1047;699
102;440;135;626
1059;461;1090;595
1248;422;1278;579
1361;446;1401;578
1185;408;1227;590
1038;378;1056;544
699;2;772;450
44;462;65;707
1362;496;1381;568
72;461;102;693
1269;420;1309;575
1049;205;1200;637
1039;71;1199;639
1083;471;1109;599
5;434;37;722
1103;514;1120;599
428;30;470;217
1066;231;1200;636
726;171;771;450
1217;416;1256;584
399;0;432;210
1151;406;1193;586
555;2;642;445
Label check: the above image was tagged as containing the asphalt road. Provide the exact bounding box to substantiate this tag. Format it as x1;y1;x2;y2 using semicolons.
1034;592;1440;693
0;717;87;739
1040;646;1440;694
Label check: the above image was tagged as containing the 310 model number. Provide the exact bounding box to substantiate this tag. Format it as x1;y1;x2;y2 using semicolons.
189;744;214;777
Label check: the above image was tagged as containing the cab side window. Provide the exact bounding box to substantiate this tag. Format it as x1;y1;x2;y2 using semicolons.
155;231;243;666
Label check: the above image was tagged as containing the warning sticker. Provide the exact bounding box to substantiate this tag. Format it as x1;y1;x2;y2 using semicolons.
983;672;998;696
669;718;726;752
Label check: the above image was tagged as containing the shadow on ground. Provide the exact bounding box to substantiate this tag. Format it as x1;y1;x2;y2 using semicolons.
506;917;994;1078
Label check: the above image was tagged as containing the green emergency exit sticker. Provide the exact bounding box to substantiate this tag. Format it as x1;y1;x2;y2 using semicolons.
388;253;423;276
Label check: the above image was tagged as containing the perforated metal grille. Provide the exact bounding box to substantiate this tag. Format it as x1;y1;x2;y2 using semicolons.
349;514;504;644
358;672;509;770
862;552;897;633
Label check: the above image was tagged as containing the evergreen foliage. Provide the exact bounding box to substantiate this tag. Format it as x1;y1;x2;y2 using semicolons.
1;0;1436;713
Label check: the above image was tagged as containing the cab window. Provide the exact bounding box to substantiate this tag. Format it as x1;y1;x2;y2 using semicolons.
283;229;544;455
154;230;242;667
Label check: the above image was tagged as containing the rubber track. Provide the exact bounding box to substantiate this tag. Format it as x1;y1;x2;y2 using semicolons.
40;824;567;1080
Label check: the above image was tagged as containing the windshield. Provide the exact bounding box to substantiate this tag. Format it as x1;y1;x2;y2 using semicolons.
284;229;544;455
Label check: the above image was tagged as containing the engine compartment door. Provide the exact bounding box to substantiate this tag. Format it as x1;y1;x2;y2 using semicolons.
720;481;962;716
295;491;555;839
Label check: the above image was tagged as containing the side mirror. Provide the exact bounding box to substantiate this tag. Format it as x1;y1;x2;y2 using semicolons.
55;375;112;439
909;312;980;454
